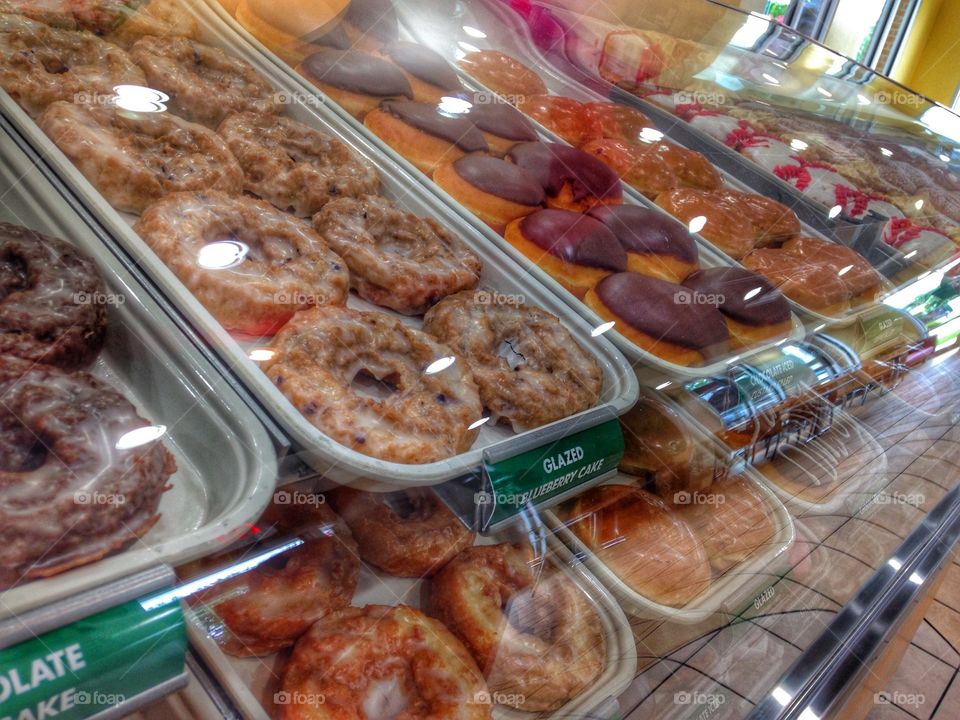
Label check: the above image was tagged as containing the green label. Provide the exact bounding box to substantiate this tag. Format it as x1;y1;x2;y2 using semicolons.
480;420;624;530
860;313;904;351
0;592;186;720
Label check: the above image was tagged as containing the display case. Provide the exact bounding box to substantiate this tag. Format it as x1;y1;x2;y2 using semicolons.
0;0;959;719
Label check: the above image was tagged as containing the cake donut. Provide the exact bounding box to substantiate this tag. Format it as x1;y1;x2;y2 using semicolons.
0;222;107;370
516;94;602;146
313;194;482;314
37;101;243;214
378;41;462;103
135;191;348;335
567;484;712;606
278;605;491;720
218;112;380;217
682;267;793;347
504;209;627;298
423;290;603;431
742;248;851;316
297;48;412;119
433;155;544;233
129;36;280;128
459;91;538;155
364;100;489;175
458;50;547;101
0;355;175;586
185;497;359;656
508;142;623;213
327;487;474;577
883;218;956;271
263;306;483;463
0;14;146;117
584;272;730;365
427;544;605;711
586;204;699;282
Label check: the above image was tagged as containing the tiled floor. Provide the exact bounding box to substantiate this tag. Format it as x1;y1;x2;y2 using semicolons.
621;354;960;719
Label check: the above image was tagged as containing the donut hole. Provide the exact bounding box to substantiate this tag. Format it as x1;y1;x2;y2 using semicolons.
0;253;29;300
504;586;558;638
0;420;49;473
362;676;414;720
350;368;400;401
497;339;527;370
382;490;430;521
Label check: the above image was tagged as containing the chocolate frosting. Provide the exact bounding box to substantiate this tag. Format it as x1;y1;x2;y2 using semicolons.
520;209;626;270
461;92;537;141
595;272;729;351
310;23;352;51
345;0;399;42
302;49;412;98
683;267;791;327
381;42;461;91
508;142;622;202
587;205;698;264
453;156;545;206
381;100;488;152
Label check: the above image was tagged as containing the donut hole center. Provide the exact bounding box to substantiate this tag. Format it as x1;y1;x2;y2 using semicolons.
383;491;430;521
0;252;30;301
362;675;414;720
351;369;400;401
0;418;49;473
497;339;527;370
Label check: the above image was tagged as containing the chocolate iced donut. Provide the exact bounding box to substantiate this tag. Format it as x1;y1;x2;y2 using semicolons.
0;355;175;586
505;209;626;298
508;142;623;212
460;91;538;154
587;204;699;282
434;155;544;232
0;14;146;116
683;267;793;347
298;48;412;119
0;223;108;370
584;272;730;365
379;41;462;102
129;36;280;128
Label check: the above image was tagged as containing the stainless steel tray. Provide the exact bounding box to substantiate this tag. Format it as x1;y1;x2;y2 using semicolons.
0;1;638;487
0;118;278;619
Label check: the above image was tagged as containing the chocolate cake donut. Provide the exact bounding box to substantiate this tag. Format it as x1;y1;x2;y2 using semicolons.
508;141;623;212
0;222;107;370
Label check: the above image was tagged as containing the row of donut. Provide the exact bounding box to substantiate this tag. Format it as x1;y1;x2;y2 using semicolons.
0;8;612;464
0;221;175;587
224;3;893;359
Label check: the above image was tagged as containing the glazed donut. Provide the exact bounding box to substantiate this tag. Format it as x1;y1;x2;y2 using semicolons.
0;14;146;117
0;355;175;586
218;112;380;217
713;188;801;246
327;487;474;577
780;236;883;302
278;604;491;720
580;138;678;199
0;222;107;370
427;544;605;712
312;194;481;315
129;36;280;128
185;496;359;656
262;306;483;463
0;0;198;41
38;101;243;214
652;141;723;191
423;290;603;431
516;94;602;146
458;50;547;101
582;101;653;144
742;248;851;316
134;191;348;335
108;0;201;48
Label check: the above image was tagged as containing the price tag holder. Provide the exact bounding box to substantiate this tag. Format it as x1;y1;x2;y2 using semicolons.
0;590;186;720
859;312;905;354
479;418;624;532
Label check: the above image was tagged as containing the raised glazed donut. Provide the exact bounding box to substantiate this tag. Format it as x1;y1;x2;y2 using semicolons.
278;604;492;720
327;487;474;577
0;222;107;370
129;36;280;127
108;0;200;48
135;191;348;335
0;355;175;586
218;112;380;217
313;194;482;315
262;306;483;463
0;14;146;116
185;495;359;656
423;290;603;431
427;543;606;712
38;101;243;214
458;50;547;100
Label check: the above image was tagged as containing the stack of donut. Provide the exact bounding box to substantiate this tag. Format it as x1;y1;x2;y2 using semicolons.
0;1;604;464
0;221;175;587
182;485;609;718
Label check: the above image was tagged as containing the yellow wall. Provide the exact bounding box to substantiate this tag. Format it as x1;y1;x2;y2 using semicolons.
892;0;960;106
